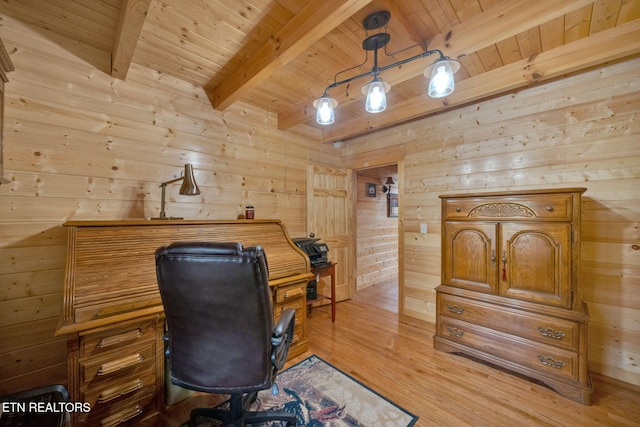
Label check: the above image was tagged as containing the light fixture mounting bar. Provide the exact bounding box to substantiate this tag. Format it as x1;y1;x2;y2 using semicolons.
319;10;451;96
321;48;450;95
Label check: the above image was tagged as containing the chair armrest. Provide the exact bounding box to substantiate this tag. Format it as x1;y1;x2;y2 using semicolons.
273;308;295;340
271;308;295;370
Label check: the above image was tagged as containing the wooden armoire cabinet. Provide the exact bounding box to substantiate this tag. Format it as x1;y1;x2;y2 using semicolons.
434;188;592;404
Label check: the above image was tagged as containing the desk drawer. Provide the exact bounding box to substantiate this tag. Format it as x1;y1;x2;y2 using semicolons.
80;369;156;410
80;342;155;386
439;293;579;350
275;281;307;303
79;392;156;427
80;319;156;358
439;316;578;382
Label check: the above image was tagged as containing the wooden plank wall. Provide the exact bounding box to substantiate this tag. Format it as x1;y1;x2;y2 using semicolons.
356;166;398;291
0;16;340;394
342;57;640;386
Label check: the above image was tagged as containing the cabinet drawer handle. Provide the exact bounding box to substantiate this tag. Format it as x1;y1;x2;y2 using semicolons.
537;355;564;369
537;327;566;339
502;250;507;281
546;206;554;212
97;329;142;348
97;354;143;376
447;327;464;337
100;404;143;427
97;379;144;403
455;207;461;212
446;304;464;315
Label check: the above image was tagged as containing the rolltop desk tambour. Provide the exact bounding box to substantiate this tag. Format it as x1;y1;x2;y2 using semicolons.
55;219;313;426
434;188;592;404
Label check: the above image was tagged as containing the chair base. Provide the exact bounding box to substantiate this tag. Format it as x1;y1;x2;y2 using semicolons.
188;393;296;427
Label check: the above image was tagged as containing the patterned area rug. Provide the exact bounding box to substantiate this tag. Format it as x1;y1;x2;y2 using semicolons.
193;354;417;426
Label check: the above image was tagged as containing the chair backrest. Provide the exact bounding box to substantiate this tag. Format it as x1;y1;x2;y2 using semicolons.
155;241;274;394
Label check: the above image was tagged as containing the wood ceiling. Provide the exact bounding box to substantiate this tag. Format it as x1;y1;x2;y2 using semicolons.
1;0;639;143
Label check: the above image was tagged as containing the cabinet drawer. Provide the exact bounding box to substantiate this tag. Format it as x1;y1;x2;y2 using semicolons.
444;193;573;220
80;369;156;410
79;392;156;427
80;342;155;386
438;317;579;382
439;294;579;350
275;282;307;303
80;319;156;358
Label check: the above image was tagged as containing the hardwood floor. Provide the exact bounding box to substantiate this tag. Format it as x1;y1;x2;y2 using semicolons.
150;281;640;426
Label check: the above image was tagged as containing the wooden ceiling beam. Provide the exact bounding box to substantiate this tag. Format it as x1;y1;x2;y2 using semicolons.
111;0;152;80
206;0;373;111
277;0;597;130
320;19;640;143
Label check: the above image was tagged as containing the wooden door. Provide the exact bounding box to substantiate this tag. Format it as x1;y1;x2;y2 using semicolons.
499;222;572;308
443;222;498;294
306;165;355;302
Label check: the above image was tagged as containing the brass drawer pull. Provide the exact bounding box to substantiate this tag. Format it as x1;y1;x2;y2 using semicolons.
447;327;464;337
97;329;142;348
97;353;144;376
537;327;566;339
100;404;143;427
537;355;564;369
446;304;464;315
97;379;144;403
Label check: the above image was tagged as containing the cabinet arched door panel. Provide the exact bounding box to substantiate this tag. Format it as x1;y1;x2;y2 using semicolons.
500;223;572;308
443;222;497;294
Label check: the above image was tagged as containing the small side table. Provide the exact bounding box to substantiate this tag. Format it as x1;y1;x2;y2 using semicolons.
308;263;336;322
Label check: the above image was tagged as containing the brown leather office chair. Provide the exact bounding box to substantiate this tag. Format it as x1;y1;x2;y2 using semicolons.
155;242;297;427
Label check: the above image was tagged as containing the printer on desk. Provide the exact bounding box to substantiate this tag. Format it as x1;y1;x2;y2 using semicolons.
293;236;331;300
293;236;330;268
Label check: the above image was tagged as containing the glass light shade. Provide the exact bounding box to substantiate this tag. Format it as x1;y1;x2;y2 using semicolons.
313;96;337;125
425;59;457;98
364;80;388;113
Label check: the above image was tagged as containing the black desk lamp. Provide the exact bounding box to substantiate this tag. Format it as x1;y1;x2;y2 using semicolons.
152;164;200;220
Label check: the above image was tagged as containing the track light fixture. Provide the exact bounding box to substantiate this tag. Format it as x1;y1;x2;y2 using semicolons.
314;10;460;126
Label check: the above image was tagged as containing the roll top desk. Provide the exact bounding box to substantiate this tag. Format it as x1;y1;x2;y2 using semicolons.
56;219;312;426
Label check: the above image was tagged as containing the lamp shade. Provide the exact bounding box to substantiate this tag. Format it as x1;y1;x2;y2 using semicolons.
363;79;390;113
425;59;459;98
179;164;200;195
313;96;337;125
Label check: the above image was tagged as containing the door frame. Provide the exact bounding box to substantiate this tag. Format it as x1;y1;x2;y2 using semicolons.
353;160;404;314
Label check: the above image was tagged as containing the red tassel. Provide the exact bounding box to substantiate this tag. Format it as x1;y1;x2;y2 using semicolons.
502;268;507;281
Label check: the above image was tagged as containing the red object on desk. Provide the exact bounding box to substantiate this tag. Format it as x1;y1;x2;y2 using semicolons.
308;263;336;322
